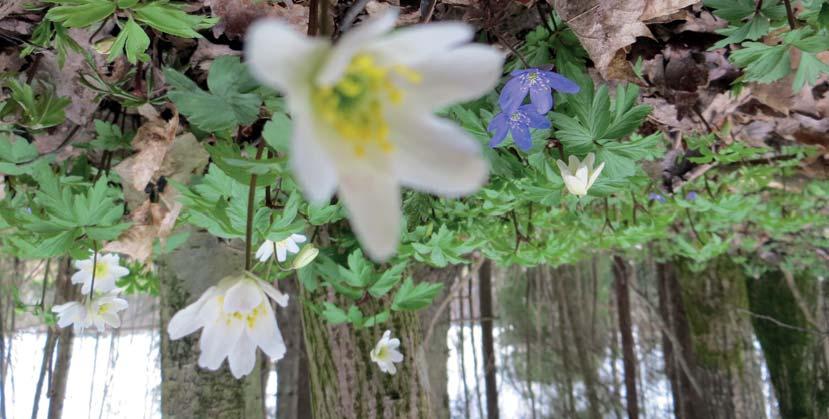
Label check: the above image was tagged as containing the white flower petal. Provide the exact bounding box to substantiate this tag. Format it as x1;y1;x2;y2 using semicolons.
367;22;473;66
338;169;401;262
71;271;90;287
256;240;274;262
168;287;218;340
198;313;243;370
228;334;258;379
389;115;487;197
405;44;504;110
223;279;263;314
285;239;300;254
258;280;289;307
555;159;571;177
101;312;121;329
248;303;287;361
290;234;307;244
588;161;605;189
562;175;587;196
245;19;328;93
316;10;398;86
290;112;338;203
389;349;404;363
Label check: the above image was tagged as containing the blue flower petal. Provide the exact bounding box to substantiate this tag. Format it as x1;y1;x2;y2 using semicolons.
487;113;509;147
498;76;529;113
542;71;580;94
529;85;554;114
511;123;533;151
523;106;551;129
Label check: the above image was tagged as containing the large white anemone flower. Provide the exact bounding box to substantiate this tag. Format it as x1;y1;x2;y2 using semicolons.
52;291;129;332
556;153;605;196
167;274;289;378
71;252;130;295
370;329;404;375
246;11;504;261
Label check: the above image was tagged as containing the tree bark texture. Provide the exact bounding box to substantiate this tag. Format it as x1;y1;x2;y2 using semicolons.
479;260;499;419
158;230;264;419
47;258;77;419
747;270;829;419
657;262;709;419
612;256;639;419
299;266;455;419
676;257;767;419
277;277;312;419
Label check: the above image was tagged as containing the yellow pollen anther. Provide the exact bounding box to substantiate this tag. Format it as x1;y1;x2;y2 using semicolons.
312;54;421;158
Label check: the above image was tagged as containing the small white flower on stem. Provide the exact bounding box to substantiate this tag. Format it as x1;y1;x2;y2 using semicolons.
255;234;307;263
52;291;129;332
246;11;504;261
556;152;605;196
167;274;289;379
71;252;130;295
370;329;404;374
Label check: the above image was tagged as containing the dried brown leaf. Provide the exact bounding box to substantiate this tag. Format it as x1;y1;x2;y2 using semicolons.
114;109;179;205
553;0;699;80
207;0;308;39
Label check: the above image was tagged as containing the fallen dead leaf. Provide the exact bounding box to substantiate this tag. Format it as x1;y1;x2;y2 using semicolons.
104;190;183;264
553;0;699;80
207;0;308;39
114;108;179;205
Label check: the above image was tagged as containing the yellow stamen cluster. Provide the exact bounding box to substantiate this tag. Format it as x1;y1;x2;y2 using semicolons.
94;262;109;279
219;295;265;328
313;54;421;158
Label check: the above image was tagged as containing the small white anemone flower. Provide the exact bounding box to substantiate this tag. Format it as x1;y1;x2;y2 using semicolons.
167;274;289;378
556;153;605;196
246;11;504;261
255;234;307;263
370;329;404;374
52;291;128;332
71;252;130;295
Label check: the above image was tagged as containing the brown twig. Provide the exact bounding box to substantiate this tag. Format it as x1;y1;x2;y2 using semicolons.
782;0;797;29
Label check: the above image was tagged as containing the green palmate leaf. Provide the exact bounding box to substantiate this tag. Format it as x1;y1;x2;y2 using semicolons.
45;0;116;28
79;119;133;151
705;0;785;22
109;18;150;63
262;113;293;153
391;277;443;311
793;52;829;91
132;2;216;38
0;134;39;175
165;56;261;133
205;142;285;186
321;302;349;324
0;79;70;130
368;262;407;298
730;42;790;83
712;14;770;49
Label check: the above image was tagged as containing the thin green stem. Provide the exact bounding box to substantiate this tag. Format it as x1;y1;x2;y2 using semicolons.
244;142;266;271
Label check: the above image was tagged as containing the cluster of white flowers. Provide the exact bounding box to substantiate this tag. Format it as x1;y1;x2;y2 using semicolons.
52;252;130;332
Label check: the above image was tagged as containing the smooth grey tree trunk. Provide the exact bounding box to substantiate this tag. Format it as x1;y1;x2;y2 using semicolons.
159;230;264;419
47;258;76;419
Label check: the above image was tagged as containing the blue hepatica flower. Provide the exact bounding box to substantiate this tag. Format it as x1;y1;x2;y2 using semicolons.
686;191;698;201
488;105;551;151
500;68;581;114
648;193;666;203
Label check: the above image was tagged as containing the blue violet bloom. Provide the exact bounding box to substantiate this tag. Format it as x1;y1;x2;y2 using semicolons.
648;193;666;203
500;68;581;114
686;191;698;201
488;105;551;151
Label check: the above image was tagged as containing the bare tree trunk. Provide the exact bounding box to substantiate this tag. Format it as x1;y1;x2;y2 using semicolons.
276;277;312;419
554;267;602;419
479;260;498;419
300;265;456;419
747;270;828;419
47;258;77;419
677;258;767;419
159;230;265;419
612;257;639;419
419;266;460;419
657;262;709;419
